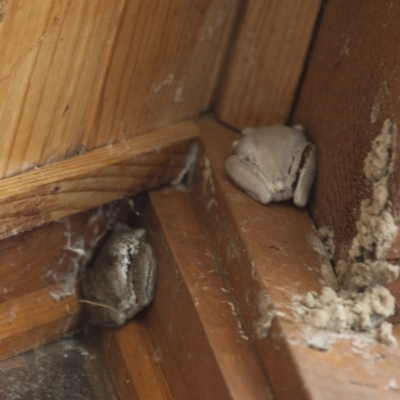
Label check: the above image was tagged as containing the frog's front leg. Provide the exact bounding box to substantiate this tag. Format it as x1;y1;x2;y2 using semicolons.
225;154;274;204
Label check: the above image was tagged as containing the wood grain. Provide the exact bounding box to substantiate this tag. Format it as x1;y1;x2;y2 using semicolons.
0;0;239;180
0;200;129;361
102;318;174;400
0;202;124;304
82;0;241;149
0;120;199;240
192;117;400;400
291;0;400;260
134;188;274;400
0;285;81;361
215;0;322;130
0;0;123;178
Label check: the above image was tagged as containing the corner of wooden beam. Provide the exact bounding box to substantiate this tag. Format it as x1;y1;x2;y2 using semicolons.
192;116;400;400
0;120;199;240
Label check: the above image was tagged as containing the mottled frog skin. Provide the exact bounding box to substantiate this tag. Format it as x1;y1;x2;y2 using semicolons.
225;124;317;207
82;223;157;327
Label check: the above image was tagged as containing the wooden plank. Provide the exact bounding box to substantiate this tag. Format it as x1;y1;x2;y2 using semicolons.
215;0;322;130
291;0;400;260
0;0;124;178
0;285;81;361
135;188;274;400
102;318;174;400
0;202;124;304
141;304;193;400
0;0;240;180
82;0;241;149
192;117;400;400
0;200;129;360
0;120;199;240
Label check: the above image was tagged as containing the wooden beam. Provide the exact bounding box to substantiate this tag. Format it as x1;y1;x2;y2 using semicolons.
0;202;125;303
215;0;322;130
0;0;124;178
0;120;199;240
192;117;400;400
0;201;128;361
291;0;400;259
102;318;174;400
0;285;81;361
135;188;274;400
0;0;240;179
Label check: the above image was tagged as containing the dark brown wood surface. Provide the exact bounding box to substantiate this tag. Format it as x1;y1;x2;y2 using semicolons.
0;201;127;361
0;285;81;361
102;318;174;400
193;117;400;400
292;0;400;260
136;187;274;400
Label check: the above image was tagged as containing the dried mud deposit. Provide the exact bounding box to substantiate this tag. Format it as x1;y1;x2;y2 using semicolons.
297;119;399;345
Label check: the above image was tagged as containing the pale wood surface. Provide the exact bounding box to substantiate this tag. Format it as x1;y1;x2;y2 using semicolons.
0;120;199;240
193;117;400;400
0;0;239;179
291;0;400;260
0;0;122;178
215;0;322;130
102;318;174;400
135;188;274;400
83;0;241;149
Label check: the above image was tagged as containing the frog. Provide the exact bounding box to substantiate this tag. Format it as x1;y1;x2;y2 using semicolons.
225;124;317;207
81;223;157;327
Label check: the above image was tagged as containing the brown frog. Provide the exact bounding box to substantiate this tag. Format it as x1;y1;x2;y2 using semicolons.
82;223;157;327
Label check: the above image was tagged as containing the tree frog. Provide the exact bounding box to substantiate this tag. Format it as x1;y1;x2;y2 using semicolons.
82;223;157;327
225;124;317;207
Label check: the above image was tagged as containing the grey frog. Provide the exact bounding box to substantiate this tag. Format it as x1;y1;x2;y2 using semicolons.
225;124;317;207
82;223;157;327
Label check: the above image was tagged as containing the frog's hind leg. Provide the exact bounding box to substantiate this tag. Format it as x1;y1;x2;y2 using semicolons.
129;244;157;314
293;144;317;207
225;155;273;204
